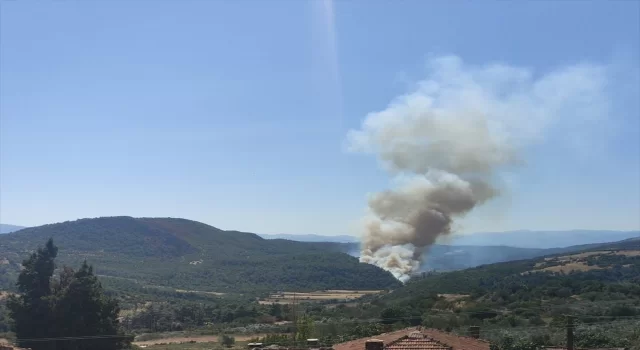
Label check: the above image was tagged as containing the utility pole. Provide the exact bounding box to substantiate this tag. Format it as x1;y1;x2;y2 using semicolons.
566;315;575;350
292;291;297;344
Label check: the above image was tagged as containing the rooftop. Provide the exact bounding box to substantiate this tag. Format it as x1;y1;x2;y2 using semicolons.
333;327;490;350
386;332;451;350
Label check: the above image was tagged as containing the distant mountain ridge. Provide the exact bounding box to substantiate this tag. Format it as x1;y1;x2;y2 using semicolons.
446;230;640;248
0;216;400;293
259;230;640;249
259;233;358;243
260;231;640;272
2;218;637;289
0;224;26;234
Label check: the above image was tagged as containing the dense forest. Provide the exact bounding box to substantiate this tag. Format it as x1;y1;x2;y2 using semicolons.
0;217;400;292
4;239;130;350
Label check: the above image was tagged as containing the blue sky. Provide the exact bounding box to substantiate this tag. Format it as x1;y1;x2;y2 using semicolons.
1;1;638;235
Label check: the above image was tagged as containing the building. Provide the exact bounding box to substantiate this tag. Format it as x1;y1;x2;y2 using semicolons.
333;327;490;350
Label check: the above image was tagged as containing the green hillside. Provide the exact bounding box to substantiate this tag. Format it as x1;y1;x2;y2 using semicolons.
418;243;613;272
385;237;640;311
302;237;640;348
0;217;401;293
333;240;624;273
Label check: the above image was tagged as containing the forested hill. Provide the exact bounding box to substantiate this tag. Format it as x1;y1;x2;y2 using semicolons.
313;237;640;348
379;236;640;318
0;216;401;292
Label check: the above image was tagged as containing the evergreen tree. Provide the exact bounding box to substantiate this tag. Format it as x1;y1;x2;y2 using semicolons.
7;239;130;350
52;261;126;350
7;238;58;350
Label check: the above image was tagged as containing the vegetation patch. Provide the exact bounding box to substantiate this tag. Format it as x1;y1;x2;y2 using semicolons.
438;293;469;301
260;290;383;304
0;217;401;293
538;262;605;273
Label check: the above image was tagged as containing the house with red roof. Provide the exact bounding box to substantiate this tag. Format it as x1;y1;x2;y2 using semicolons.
332;327;490;350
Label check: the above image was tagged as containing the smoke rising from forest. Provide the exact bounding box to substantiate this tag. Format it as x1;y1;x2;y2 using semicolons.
347;55;609;281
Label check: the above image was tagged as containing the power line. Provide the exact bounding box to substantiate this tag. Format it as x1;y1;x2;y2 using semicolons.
12;318;639;345
15;334;133;342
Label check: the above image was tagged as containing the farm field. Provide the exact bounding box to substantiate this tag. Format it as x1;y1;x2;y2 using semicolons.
258;289;383;304
138;341;241;349
135;334;260;349
528;249;640;274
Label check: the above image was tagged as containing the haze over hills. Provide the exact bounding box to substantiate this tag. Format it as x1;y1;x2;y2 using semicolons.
0;216;400;293
261;232;640;273
0;224;25;234
368;236;640;345
445;230;640;248
420;244;579;272
3;220;636;278
393;237;640;300
259;233;358;243
261;230;640;249
327;240;640;272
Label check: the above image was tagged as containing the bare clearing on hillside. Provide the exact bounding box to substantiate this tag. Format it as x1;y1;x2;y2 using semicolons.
614;250;640;256
175;289;225;296
259;290;382;304
134;334;264;346
547;250;640;262
529;250;640;274
539;262;604;273
439;294;469;301
545;251;604;261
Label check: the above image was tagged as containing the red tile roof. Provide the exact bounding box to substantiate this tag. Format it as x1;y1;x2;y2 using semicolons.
386;332;451;350
420;329;489;350
333;328;490;350
333;328;419;350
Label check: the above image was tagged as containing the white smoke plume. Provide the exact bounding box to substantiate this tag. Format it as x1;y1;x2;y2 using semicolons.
348;55;609;281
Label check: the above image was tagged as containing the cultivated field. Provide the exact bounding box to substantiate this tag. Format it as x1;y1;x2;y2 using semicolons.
529;250;640;274
175;289;225;296
438;293;469;301
538;262;603;273
135;334;261;349
545;250;640;262
259;289;383;304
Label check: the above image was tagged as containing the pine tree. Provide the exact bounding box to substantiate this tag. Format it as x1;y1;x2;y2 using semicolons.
7;239;130;350
53;261;126;350
7;238;58;350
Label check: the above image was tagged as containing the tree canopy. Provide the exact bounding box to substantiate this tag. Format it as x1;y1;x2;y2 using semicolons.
0;217;400;293
7;238;130;350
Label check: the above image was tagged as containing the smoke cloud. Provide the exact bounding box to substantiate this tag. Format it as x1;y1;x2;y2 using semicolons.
348;55;609;281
